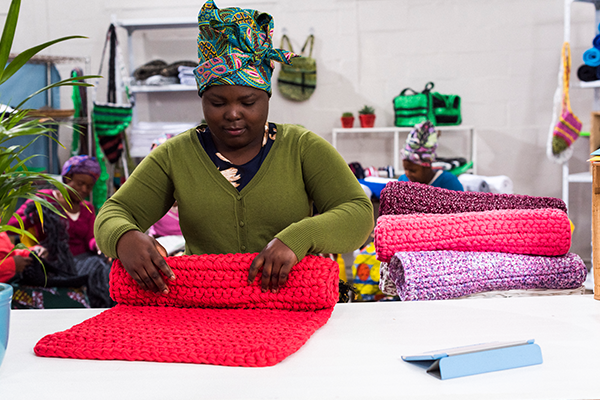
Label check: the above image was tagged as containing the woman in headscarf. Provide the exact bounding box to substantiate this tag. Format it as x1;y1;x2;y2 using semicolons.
398;121;464;191
94;0;373;295
9;155;114;308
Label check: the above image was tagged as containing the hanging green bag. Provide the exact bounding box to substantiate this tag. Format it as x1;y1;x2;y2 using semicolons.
393;82;435;127
277;34;316;101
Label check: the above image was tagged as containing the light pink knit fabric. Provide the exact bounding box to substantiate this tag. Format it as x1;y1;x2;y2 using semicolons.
374;208;571;262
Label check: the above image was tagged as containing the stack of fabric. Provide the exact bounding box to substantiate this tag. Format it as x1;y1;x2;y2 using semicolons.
374;181;587;301
178;65;196;86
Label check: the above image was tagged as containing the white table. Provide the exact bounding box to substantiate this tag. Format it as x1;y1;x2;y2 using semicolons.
1;295;599;399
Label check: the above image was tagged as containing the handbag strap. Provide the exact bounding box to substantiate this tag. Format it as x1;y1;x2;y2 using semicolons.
280;34;294;53
300;35;314;57
399;87;420;96
422;81;434;94
562;42;572;112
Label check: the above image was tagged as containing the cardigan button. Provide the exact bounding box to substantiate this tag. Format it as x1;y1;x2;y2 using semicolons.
241;245;246;251
239;221;245;227
237;196;242;201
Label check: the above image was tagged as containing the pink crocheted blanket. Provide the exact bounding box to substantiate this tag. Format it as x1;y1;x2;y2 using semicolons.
374;208;571;262
379;181;567;216
34;254;339;367
386;250;587;301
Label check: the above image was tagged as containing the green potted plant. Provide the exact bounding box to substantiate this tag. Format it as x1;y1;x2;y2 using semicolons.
341;112;354;128
358;105;376;128
0;0;96;368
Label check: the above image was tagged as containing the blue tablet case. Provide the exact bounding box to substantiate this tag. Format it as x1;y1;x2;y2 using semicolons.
402;339;543;380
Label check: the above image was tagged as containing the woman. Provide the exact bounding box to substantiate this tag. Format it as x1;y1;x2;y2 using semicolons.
10;155;113;307
94;0;374;295
398;121;464;191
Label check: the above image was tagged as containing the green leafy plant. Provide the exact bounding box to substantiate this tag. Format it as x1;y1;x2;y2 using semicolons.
342;112;353;118
358;105;375;115
0;0;98;251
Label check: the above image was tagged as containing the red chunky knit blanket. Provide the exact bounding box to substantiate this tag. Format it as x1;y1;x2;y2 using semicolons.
374;208;571;263
34;253;339;367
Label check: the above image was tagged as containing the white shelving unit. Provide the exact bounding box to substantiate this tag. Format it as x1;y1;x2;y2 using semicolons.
562;0;600;210
331;125;476;174
116;18;199;158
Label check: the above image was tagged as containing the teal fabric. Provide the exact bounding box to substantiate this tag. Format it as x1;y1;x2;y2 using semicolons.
194;0;296;95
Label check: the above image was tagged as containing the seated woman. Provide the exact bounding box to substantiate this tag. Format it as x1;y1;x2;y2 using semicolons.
9;155;113;308
398;121;464;191
94;0;374;295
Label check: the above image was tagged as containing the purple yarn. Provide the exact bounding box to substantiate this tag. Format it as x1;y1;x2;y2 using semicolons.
379;181;567;216
387;251;587;301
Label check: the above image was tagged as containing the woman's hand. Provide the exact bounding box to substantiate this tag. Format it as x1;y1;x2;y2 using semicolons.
248;238;297;293
116;230;175;293
30;245;48;259
13;255;32;274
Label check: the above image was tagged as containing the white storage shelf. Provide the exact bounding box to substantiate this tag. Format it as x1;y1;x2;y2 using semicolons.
331;125;476;174
117;18;200;158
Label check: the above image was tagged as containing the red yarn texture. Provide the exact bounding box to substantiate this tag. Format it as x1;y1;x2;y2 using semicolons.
374;208;571;262
34;254;339;367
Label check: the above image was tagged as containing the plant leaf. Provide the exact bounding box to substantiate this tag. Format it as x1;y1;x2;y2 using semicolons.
0;35;88;85
0;0;21;79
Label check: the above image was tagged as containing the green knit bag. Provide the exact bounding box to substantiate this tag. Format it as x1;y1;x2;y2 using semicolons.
277;35;316;102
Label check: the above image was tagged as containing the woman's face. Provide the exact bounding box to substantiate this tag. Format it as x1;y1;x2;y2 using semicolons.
201;85;269;154
402;160;433;184
66;173;95;202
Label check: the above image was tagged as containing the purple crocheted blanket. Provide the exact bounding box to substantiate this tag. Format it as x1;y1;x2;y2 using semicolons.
387;250;587;301
379;181;567;216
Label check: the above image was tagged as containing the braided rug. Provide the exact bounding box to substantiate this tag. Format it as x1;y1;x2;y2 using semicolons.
374;208;571;263
34;253;339;367
386;250;587;301
379;181;567;216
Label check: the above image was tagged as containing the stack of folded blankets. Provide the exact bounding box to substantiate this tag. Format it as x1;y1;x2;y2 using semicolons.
374;181;587;301
178;65;196;86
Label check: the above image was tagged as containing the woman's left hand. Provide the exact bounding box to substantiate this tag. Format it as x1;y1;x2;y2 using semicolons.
248;238;297;293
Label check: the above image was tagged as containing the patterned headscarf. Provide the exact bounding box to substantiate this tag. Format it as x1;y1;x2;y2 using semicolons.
402;121;438;167
194;0;296;96
61;155;101;183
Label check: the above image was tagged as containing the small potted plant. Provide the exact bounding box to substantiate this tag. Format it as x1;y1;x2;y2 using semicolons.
358;105;376;128
341;112;354;128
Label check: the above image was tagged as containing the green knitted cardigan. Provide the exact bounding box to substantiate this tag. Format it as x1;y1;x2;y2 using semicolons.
94;123;374;261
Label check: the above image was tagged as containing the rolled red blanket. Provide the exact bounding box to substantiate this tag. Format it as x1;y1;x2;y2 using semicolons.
374;208;571;262
34;254;339;367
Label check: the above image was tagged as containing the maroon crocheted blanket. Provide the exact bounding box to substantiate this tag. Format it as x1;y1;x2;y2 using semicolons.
379;181;567;216
34;253;339;367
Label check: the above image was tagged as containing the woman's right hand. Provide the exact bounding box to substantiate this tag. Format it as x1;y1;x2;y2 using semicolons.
116;230;176;293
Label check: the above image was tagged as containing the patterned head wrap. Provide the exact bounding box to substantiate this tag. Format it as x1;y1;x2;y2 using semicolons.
193;0;296;96
61;155;101;182
402;121;438;167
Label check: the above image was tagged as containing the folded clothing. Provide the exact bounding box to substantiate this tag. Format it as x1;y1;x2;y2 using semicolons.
34;253;339;367
386;250;587;301
578;64;599;82
374;208;571;262
379;181;566;216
